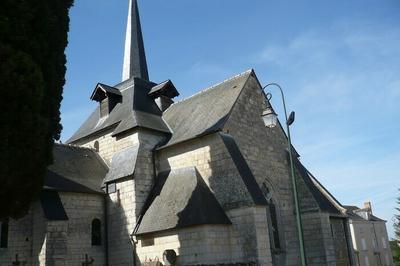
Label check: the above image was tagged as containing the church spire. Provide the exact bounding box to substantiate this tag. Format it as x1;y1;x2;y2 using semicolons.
122;0;149;81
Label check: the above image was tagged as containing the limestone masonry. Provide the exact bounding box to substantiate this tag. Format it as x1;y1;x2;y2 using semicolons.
0;0;392;265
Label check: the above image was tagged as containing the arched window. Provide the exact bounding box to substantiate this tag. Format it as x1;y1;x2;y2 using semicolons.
0;220;9;248
262;182;281;250
91;219;101;246
94;141;99;152
269;201;281;249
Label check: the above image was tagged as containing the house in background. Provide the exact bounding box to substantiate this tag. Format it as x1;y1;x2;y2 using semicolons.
345;202;393;266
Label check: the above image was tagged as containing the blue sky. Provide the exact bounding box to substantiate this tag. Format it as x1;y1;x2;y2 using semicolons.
62;0;400;237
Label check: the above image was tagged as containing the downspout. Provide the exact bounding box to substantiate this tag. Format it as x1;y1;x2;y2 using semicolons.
104;187;109;266
130;235;137;266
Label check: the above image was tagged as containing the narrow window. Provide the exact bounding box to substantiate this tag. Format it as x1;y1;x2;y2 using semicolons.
364;256;369;266
262;182;281;250
361;238;367;250
91;219;101;246
0;220;9;248
94;141;99;152
269;202;281;249
381;237;387;249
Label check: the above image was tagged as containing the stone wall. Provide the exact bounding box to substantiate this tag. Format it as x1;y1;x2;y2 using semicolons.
73;127;140;163
106;130;167;265
330;217;351;266
227;206;271;265
72;122;169;265
136;225;232;265
158;134;257;210
222;74;311;265
0;192;106;266
107;178;136;265
219;73;354;266
136;206;271;266
0;205;36;265
157;133;271;265
58;192;106;265
32;202;47;265
301;211;330;265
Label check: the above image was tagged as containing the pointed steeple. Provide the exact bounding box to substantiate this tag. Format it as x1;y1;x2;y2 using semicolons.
122;0;149;81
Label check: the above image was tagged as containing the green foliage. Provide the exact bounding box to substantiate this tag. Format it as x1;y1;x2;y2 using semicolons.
396;191;400;241
393;190;400;265
391;240;400;266
0;0;73;219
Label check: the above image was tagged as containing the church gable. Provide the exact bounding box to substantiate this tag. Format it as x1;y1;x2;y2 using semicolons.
222;71;343;214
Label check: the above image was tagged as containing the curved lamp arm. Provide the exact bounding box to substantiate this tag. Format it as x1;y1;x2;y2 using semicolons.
262;83;289;123
261;82;307;266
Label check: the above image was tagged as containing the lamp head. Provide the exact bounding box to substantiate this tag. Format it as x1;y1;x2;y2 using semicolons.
262;93;278;128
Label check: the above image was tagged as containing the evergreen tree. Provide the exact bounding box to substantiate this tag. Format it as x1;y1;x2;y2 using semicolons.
0;0;73;219
394;191;400;265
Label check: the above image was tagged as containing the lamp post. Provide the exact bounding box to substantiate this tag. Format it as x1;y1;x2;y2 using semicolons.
261;83;307;266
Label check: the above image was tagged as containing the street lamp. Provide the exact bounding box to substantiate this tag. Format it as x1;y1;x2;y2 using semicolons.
261;83;307;266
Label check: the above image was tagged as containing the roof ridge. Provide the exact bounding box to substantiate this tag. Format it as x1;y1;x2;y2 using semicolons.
167;69;253;109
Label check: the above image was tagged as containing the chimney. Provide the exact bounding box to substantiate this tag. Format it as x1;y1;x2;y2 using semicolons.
364;201;372;213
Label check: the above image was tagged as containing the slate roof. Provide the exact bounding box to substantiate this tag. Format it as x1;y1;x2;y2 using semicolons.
343;205;385;222
148;80;179;98
135;167;231;235
91;83;122;101
45;144;108;194
161;70;254;148
103;144;139;184
123;0;149;81
292;155;343;214
67;77;170;143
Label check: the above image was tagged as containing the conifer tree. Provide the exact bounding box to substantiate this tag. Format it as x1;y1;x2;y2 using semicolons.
394;191;400;265
0;0;73;219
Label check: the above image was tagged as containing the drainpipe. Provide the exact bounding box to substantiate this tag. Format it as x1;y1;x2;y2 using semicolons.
130;234;138;266
104;187;109;266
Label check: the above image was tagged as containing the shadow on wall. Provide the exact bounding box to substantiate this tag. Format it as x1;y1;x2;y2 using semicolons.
106;188;139;265
32;196;108;265
150;134;263;265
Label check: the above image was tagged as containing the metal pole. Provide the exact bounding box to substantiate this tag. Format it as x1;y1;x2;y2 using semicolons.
263;83;307;266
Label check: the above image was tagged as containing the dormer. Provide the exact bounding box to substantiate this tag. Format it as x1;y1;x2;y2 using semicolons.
91;83;122;117
148;80;179;112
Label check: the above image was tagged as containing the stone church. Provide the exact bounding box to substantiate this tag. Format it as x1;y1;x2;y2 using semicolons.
0;1;357;265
